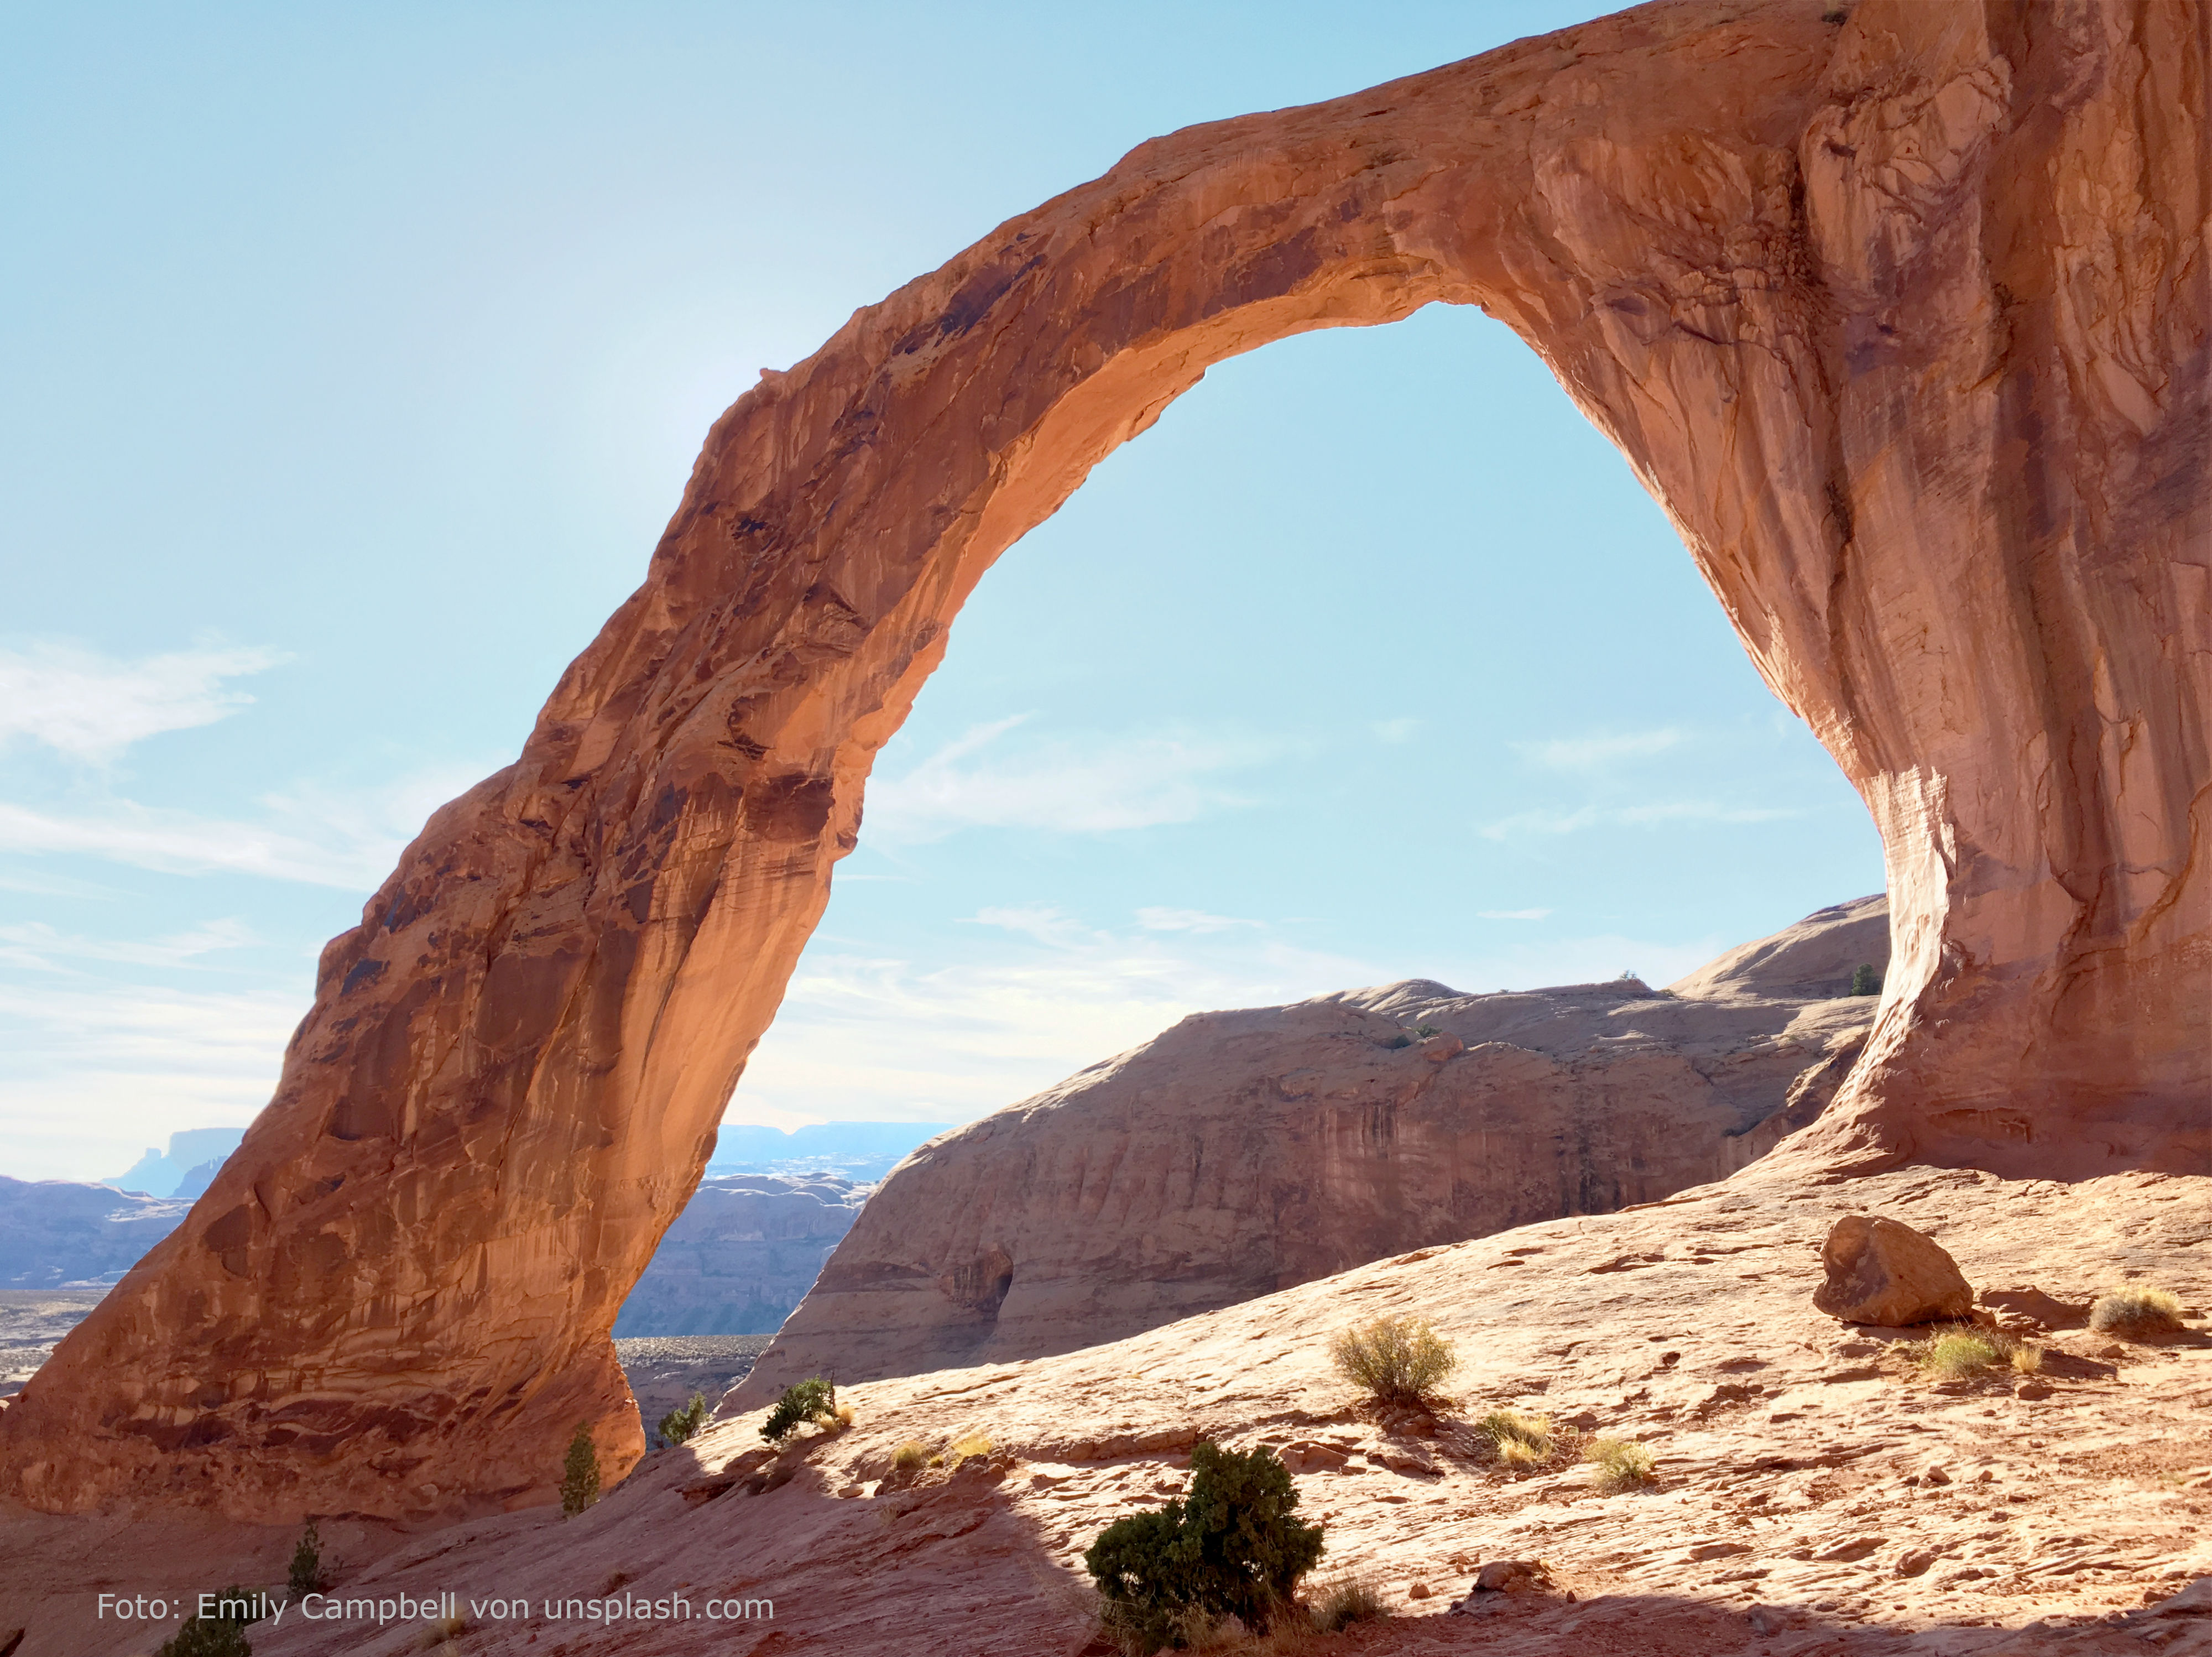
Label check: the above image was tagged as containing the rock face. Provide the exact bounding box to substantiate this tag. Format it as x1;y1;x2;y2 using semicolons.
0;1179;192;1291
6;0;2201;1521
613;1176;864;1337
1812;1213;1975;1327
734;900;1887;1405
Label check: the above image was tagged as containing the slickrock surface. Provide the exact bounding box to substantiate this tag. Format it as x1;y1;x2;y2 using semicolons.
613;1175;864;1338
7;1165;2206;1656
7;0;2201;1520
735;901;1885;1405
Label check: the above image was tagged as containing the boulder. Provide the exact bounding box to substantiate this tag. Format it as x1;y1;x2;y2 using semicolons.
1813;1216;1973;1326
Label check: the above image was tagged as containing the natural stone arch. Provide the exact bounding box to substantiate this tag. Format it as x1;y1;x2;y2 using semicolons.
4;0;2203;1521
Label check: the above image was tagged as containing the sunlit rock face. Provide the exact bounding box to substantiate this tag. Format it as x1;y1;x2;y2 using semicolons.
4;0;2200;1521
731;900;1888;1405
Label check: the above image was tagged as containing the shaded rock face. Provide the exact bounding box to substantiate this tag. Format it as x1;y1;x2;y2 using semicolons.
0;1179;192;1291
6;0;2202;1521
1812;1214;1975;1327
734;902;1885;1405
613;1176;863;1337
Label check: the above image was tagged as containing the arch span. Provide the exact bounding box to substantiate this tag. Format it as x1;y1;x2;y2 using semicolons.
4;0;2203;1519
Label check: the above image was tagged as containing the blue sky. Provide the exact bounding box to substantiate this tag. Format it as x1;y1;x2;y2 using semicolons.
0;1;1885;1182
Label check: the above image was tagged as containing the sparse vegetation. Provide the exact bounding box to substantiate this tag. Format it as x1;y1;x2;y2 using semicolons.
1910;1324;2042;1379
560;1423;602;1516
1307;1574;1385;1633
157;1588;263;1657
833;1401;857;1430
416;1613;468;1650
760;1378;838;1444
1584;1436;1656;1490
891;1439;928;1472
944;1433;993;1466
1329;1315;1459;1406
1477;1408;1557;1469
1850;962;1882;996
287;1520;324;1598
2091;1286;2185;1338
1411;1024;1441;1040
1086;1441;1324;1654
658;1392;709;1446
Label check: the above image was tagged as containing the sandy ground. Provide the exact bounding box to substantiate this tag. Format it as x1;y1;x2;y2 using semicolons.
2;1165;2207;1656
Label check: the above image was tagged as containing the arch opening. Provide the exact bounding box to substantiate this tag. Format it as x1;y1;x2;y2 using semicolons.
3;0;2201;1524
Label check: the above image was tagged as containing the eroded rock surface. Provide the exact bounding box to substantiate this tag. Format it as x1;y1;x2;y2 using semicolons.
735;900;1886;1405
6;0;2201;1520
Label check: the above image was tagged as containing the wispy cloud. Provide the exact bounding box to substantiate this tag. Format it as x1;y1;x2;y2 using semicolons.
1515;727;1684;770
729;919;1380;1133
1476;801;1806;840
963;903;1099;949
1372;717;1421;746
0;642;289;762
1135;906;1261;934
1475;908;1552;920
865;717;1279;842
0;918;258;972
0;980;301;1182
0;762;493;889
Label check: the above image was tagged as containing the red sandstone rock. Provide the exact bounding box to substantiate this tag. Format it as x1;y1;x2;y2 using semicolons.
2;0;2202;1521
1813;1214;1974;1326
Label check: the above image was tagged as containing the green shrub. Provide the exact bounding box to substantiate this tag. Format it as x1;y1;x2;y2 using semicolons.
1308;1574;1385;1632
560;1423;601;1517
1850;963;1882;996
1411;1024;1442;1040
891;1440;928;1472
1584;1436;1655;1490
158;1588;263;1657
761;1378;838;1444
287;1521;324;1598
1084;1441;1324;1653
1329;1315;1458;1406
1477;1408;1555;1468
2091;1286;2184;1337
659;1392;709;1446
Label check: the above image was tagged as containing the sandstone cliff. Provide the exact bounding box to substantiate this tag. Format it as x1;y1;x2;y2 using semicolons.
7;0;2199;1522
733;899;1885;1405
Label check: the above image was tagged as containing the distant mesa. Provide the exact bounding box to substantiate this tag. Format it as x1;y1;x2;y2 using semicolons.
613;1174;865;1338
101;1128;244;1200
705;1121;952;1184
0;1177;191;1294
